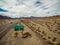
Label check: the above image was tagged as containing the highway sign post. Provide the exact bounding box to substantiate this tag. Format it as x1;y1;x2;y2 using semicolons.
14;24;24;37
19;24;24;31
14;24;24;31
14;25;19;31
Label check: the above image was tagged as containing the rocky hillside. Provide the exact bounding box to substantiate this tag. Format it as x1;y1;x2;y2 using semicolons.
0;15;11;19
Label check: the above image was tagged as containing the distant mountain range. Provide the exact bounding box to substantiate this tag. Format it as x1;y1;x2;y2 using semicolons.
0;15;11;19
0;15;60;19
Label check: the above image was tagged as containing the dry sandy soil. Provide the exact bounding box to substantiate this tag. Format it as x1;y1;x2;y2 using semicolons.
0;16;60;45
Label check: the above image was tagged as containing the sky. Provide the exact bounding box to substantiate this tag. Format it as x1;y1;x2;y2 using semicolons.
0;0;60;18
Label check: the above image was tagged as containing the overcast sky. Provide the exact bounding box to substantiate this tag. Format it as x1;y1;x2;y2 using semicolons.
0;0;60;18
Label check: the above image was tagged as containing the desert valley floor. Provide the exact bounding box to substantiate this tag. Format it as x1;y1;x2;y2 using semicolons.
0;16;60;45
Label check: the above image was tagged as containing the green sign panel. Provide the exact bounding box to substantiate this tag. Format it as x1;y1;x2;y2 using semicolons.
14;24;24;31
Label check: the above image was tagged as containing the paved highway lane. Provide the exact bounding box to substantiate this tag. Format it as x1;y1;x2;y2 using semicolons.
0;19;19;39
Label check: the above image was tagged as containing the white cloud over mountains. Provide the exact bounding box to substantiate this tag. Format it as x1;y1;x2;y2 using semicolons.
0;0;60;18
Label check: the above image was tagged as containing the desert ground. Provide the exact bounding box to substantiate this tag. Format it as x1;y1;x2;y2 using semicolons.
0;16;60;45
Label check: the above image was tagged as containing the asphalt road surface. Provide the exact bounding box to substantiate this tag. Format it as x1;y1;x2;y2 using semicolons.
0;19;19;39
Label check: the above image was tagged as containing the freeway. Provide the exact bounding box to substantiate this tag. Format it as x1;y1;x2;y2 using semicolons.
0;19;19;39
0;23;44;45
0;19;60;45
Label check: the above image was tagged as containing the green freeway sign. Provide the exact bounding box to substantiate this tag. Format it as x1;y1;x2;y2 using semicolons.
14;24;24;31
19;24;24;31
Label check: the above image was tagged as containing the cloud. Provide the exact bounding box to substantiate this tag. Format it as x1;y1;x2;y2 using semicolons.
0;0;60;18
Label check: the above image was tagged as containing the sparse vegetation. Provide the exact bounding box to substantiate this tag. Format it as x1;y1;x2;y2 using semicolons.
0;16;60;45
